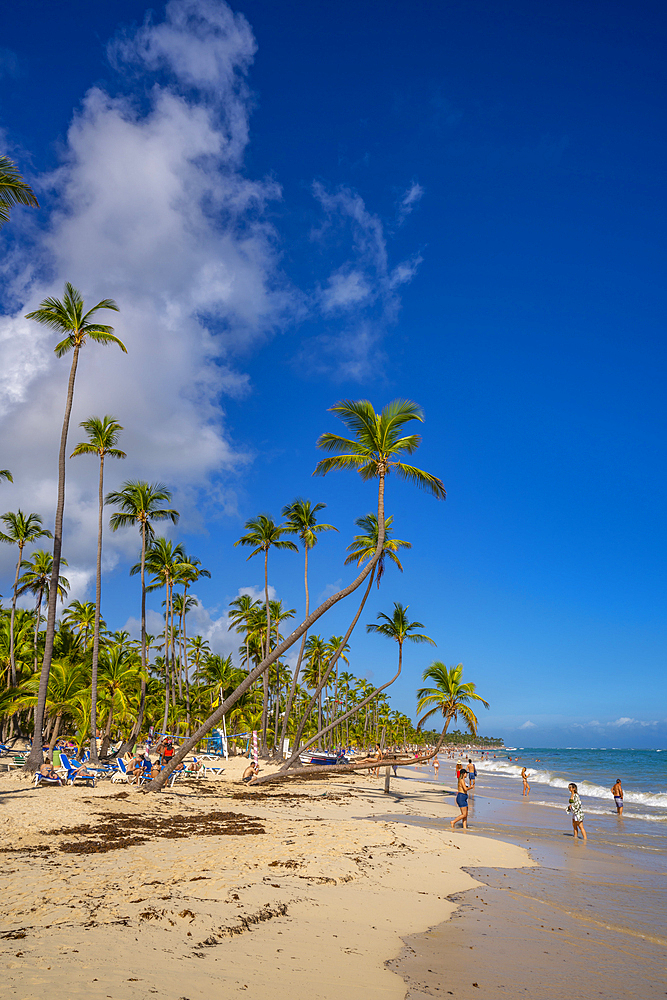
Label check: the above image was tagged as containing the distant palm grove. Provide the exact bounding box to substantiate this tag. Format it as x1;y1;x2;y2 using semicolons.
0;159;498;790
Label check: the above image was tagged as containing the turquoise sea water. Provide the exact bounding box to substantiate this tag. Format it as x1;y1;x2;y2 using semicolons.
403;746;667;956
476;745;667;822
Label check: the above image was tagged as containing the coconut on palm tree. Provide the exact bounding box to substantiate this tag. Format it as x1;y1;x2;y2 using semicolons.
17;550;69;671
278;498;337;756
0;511;52;686
416;662;489;742
24;284;125;772
106;481;178;751
0;155;38;228
71;415;125;761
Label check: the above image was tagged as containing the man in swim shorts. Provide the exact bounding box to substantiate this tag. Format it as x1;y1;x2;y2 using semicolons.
451;769;470;829
611;777;623;815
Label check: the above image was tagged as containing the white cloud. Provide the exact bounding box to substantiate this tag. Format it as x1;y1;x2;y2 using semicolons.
398;182;424;221
0;0;292;590
519;720;536;729
306;182;422;379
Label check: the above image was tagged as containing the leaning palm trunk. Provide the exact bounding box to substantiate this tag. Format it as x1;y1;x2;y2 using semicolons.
89;452;105;763
118;523;147;756
285;566;375;764
26;346;80;772
255;650;411;785
143;473;386;792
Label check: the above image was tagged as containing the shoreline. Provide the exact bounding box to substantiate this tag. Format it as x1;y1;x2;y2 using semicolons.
391;757;667;998
1;758;530;999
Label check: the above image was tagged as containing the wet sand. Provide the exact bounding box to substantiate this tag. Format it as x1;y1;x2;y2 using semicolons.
0;759;529;999
392;761;667;998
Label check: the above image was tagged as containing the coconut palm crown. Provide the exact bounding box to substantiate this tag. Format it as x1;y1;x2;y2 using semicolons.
313;398;446;498
344;512;411;585
416;662;490;737
0;155;39;228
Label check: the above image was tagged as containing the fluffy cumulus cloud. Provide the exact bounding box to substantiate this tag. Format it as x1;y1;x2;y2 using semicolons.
0;0;291;591
0;0;424;602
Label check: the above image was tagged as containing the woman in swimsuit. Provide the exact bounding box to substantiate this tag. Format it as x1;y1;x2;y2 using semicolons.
451;769;470;829
566;782;587;840
521;767;530;796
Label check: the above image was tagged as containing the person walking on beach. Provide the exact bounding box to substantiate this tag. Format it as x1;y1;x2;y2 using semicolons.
566;782;587;840
467;758;477;788
611;778;624;815
451;769;470;829
521;766;530;796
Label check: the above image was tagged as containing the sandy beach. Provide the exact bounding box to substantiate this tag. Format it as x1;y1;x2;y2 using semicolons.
0;758;529;999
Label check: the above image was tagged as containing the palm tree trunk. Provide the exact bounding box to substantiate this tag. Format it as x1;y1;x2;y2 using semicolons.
120;521;147;756
26;345;80;773
278;543;310;756
260;547;270;754
33;587;43;673
100;700;114;759
290;566;376;758
162;581;170;732
48;711;62;752
9;543;23;687
89;452;104;763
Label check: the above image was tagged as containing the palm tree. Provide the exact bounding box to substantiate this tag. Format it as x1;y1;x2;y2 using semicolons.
278;498;337;755
416;662;489;741
234;514;297;755
0;511;52;686
0;155;39;228
344;513;411;586
280;399;445;765
302;634;328;736
24;283;125;771
314;397;445;507
61;601;99;650
234;515;298;659
71;415;125;761
97;645;142;757
138;538;187;730
228;594;261;671
106;481;178;749
367;602;435;701
0;470;13;484
17;550;69;671
174;556;210;730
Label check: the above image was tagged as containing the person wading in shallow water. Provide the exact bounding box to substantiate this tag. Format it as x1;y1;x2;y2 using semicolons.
566;782;587;840
611;778;624;815
521;766;530;796
451;769;470;829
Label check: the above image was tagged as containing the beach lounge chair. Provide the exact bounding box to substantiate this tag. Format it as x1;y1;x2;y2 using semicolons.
58;753;97;787
34;770;63;787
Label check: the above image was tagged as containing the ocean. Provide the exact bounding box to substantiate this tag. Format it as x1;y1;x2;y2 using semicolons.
392;747;667;996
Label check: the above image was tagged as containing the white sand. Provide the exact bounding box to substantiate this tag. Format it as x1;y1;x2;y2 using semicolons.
0;759;530;998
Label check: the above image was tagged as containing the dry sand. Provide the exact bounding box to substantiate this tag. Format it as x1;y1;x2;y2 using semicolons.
0;758;529;999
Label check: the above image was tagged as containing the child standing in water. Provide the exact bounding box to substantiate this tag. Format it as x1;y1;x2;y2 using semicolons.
566;782;587;840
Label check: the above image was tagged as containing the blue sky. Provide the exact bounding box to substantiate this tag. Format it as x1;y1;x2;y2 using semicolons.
0;0;665;747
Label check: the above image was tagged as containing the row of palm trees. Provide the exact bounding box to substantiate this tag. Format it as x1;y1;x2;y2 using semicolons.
0;590;491;761
0;254;486;788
